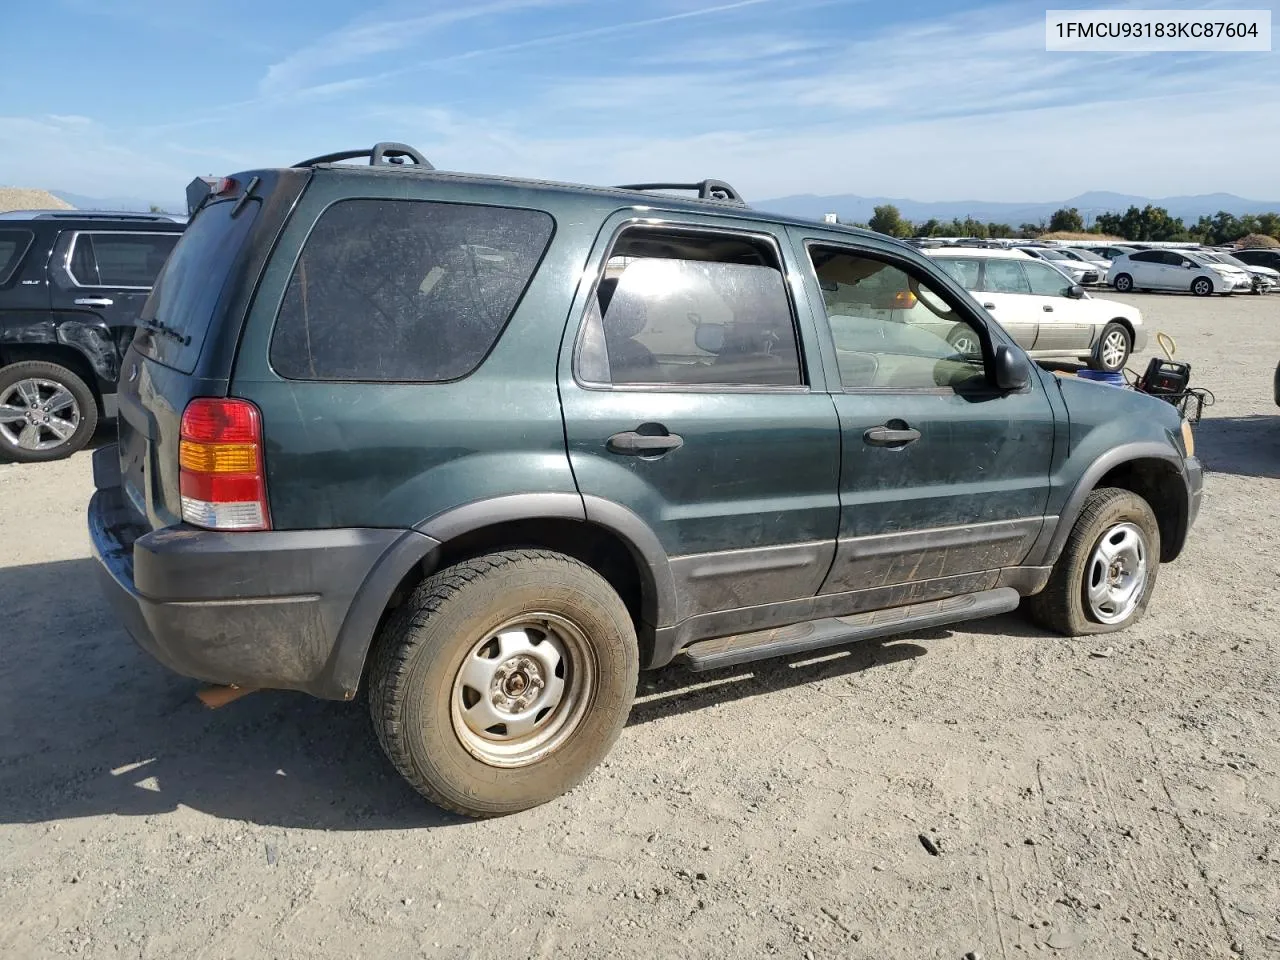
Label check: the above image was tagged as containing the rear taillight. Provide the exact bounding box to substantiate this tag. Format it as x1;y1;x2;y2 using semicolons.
179;398;270;531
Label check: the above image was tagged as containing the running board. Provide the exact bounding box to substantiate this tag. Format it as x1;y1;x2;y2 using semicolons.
681;588;1020;672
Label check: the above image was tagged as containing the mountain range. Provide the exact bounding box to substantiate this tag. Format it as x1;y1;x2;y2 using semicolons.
45;188;1280;226
755;191;1280;226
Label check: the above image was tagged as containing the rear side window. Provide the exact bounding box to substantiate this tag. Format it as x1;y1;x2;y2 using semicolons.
138;201;259;373
270;199;554;382
69;232;181;287
0;229;34;285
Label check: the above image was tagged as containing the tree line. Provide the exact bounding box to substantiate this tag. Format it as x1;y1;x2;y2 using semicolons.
856;203;1280;245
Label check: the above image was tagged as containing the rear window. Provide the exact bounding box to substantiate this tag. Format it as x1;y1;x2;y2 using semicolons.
0;229;34;285
269;199;554;382
138;200;260;373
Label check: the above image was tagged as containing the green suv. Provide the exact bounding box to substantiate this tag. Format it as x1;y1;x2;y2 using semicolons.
88;143;1203;817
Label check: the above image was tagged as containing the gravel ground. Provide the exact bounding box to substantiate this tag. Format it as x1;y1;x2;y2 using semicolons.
1;292;1277;960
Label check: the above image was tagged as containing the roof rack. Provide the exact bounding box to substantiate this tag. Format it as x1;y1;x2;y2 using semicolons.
0;209;185;222
293;141;434;170
614;179;746;205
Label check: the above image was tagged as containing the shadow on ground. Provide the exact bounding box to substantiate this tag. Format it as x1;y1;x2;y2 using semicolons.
0;556;1032;830
1194;415;1280;479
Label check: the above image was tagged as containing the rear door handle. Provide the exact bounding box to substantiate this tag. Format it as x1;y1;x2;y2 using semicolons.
863;424;921;447
1042;305;1054;312
74;297;114;307
607;430;684;456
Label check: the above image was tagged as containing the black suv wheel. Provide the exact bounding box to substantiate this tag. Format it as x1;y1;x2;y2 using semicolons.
0;361;99;463
368;549;638;817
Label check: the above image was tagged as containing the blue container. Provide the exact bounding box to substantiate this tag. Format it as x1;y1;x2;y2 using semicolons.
1077;369;1127;388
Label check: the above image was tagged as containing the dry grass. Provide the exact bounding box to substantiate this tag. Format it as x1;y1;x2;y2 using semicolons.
1039;231;1125;241
1236;233;1280;249
0;188;72;213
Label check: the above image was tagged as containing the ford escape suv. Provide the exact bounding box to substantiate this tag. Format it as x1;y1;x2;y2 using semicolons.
88;143;1203;817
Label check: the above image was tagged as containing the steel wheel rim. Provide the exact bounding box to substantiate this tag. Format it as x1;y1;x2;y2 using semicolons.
449;612;596;768
1085;522;1148;624
0;378;81;451
1101;331;1127;370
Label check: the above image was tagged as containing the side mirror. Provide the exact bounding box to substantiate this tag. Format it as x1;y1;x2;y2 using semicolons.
993;344;1031;392
1066;284;1085;299
1182;261;1194;269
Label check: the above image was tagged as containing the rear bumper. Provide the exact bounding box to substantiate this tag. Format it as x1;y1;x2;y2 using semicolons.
88;445;434;699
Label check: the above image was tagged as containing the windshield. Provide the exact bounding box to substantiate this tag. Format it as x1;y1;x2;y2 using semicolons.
136;199;260;373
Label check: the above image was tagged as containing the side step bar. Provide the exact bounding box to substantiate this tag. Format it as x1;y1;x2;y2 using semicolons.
681;588;1020;672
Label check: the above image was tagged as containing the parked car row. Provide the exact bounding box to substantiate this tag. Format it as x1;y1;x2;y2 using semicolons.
1106;248;1269;296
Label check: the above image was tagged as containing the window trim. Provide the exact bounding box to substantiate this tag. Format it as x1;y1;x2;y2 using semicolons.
266;196;558;385
0;228;35;286
572;218;811;394
802;239;998;397
64;230;184;290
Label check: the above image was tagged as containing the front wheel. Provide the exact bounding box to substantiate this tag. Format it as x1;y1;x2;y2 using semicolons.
368;549;638;817
0;360;99;463
1090;322;1131;372
1191;276;1213;297
1112;273;1133;293
1026;488;1160;636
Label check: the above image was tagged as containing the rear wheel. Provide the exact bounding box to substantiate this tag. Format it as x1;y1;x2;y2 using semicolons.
1112;273;1133;293
1090;322;1131;372
368;549;638;817
1026;488;1160;636
1191;276;1213;297
0;361;98;463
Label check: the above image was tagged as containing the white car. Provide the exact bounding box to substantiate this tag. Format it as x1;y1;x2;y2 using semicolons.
1106;249;1252;296
1015;246;1101;286
927;247;1146;371
1198;251;1279;293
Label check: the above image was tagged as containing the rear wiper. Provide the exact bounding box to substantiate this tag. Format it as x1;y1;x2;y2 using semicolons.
136;318;191;346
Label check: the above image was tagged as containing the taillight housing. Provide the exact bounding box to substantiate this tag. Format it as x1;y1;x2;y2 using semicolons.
179;398;270;531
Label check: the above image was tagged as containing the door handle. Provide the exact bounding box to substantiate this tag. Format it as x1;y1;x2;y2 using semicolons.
74;297;114;307
863;424;922;447
607;430;684;456
1042;305;1054;312
982;302;996;310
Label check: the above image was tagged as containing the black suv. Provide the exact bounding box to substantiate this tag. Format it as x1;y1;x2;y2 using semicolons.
88;143;1203;817
0;210;184;461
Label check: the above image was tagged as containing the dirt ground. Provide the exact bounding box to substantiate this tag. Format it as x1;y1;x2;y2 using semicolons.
1;291;1277;960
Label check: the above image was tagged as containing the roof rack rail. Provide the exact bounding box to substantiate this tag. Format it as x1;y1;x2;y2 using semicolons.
0;209;185;222
615;179;746;205
293;141;434;170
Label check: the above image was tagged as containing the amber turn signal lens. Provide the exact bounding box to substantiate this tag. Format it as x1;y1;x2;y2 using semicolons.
179;440;258;474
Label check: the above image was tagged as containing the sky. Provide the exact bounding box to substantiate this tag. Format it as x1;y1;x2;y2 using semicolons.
1;0;1278;205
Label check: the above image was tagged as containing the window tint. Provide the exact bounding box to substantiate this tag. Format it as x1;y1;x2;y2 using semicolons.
934;257;981;288
1023;260;1072;297
1164;251;1190;266
0;229;33;285
271;199;554;382
981;259;1031;294
1130;251;1162;263
583;251;801;387
808;246;986;391
70;233;180;287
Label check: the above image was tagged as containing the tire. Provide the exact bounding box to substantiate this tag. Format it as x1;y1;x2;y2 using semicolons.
368;549;639;817
1090;322;1131;372
1112;273;1133;293
0;360;99;464
1191;276;1213;297
1026;488;1160;636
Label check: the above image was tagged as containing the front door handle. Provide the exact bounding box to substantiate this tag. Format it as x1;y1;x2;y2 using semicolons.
607;430;684;456
864;424;922;447
982;302;996;310
74;297;114;307
1043;305;1054;312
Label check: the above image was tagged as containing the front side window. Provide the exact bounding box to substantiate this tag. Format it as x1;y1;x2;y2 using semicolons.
577;227;802;388
981;259;1032;294
807;246;986;391
0;229;34;285
271;199;554;382
69;232;181;287
1023;260;1073;297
